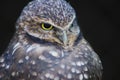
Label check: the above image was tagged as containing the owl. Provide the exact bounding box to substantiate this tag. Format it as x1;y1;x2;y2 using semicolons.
0;0;102;80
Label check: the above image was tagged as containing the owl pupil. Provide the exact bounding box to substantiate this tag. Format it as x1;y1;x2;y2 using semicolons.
44;23;51;28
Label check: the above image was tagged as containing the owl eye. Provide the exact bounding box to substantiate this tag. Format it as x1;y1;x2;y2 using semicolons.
41;23;53;30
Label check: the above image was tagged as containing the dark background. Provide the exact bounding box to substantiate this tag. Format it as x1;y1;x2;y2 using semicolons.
0;0;120;80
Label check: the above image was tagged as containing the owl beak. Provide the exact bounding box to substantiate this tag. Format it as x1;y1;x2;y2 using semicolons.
58;30;76;47
61;31;68;46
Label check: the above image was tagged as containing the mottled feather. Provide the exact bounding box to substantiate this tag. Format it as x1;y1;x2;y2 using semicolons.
0;0;102;80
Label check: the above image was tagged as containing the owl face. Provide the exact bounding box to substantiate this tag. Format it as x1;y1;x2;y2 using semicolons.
17;0;80;47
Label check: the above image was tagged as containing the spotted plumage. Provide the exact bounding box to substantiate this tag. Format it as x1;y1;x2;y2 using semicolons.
0;0;102;80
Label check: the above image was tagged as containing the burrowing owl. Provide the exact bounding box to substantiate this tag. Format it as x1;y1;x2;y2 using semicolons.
0;0;102;80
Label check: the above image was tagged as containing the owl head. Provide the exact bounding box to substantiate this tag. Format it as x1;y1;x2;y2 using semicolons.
16;0;80;47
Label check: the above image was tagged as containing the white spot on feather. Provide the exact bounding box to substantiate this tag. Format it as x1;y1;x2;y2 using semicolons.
5;65;10;69
84;73;88;79
18;59;24;63
67;73;72;79
49;51;60;58
58;70;62;74
12;47;19;55
71;68;76;73
11;72;16;77
0;58;4;63
71;62;76;66
54;76;59;80
13;43;20;49
50;68;55;71
76;69;80;74
78;52;83;54
25;56;29;60
32;72;37;76
38;55;46;60
76;61;84;66
12;43;20;55
60;64;65;69
79;74;83;80
45;73;50;78
26;46;35;53
83;67;88;71
49;74;54;79
84;47;88;51
31;60;36;65
1;63;5;67
61;51;64;57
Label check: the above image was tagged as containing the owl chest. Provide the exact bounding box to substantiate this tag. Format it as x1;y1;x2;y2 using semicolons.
12;41;94;68
19;43;91;71
0;41;102;80
17;44;96;80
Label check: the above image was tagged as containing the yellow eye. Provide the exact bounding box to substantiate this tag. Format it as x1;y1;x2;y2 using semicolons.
41;23;53;30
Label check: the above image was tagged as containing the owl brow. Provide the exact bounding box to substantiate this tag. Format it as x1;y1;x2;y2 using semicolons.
53;27;62;31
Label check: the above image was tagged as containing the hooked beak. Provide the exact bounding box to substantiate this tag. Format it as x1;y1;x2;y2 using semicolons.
56;29;78;47
62;31;68;46
58;31;68;46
